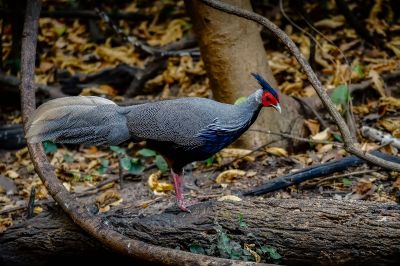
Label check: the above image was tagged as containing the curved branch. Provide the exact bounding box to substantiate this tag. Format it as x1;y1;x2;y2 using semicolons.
198;0;400;172
19;1;264;265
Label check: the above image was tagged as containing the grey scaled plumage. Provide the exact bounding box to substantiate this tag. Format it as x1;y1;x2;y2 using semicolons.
26;73;281;211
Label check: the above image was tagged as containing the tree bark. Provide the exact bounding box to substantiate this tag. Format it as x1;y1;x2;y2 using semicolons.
185;0;305;149
2;199;399;265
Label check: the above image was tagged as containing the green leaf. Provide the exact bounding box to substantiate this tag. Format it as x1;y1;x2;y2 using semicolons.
342;178;353;186
353;64;365;78
63;153;74;163
331;84;349;105
189;244;206;254
110;146;126;155
333;133;343;142
234;96;247;105
238;213;248;228
53;25;66;36
99;158;109;167
83;175;93;182
155;155;169;173
137;148;157;157
97;158;109;175
331;84;349;107
43;141;57;154
260;245;282;260
4;58;21;72
120;157;132;171
128;160;145;175
204;156;214;167
70;170;81;182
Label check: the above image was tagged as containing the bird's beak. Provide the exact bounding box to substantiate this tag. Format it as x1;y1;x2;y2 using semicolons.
273;103;281;113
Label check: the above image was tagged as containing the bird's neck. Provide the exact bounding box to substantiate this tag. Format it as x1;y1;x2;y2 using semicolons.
236;89;263;115
231;89;263;129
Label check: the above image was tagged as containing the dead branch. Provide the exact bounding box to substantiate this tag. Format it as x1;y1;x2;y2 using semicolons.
198;0;400;172
362;126;400;149
249;129;343;146
0;72;67;99
18;1;262;265
243;150;400;196
2;199;400;265
350;69;400;93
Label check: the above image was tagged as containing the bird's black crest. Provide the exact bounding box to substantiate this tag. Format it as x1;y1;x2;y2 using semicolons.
251;73;279;100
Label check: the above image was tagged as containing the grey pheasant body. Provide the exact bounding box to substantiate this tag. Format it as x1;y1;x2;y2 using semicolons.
124;90;262;170
26;73;281;211
27;90;263;171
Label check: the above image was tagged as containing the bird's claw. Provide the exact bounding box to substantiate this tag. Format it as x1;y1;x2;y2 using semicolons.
177;199;191;213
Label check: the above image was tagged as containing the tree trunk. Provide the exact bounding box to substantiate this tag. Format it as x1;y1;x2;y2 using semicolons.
2;199;399;265
185;0;305;149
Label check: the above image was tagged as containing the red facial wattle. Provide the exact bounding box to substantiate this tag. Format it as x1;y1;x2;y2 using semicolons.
262;92;278;107
261;91;281;113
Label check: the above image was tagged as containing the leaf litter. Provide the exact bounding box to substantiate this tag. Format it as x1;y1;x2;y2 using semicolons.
0;0;400;262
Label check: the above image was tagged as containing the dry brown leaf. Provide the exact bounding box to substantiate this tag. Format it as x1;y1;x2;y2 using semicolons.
217;195;242;202
317;144;333;154
244;244;261;263
265;147;288;157
34;206;43;214
368;70;386;97
246;171;257;178
393;177;400;191
5;170;19;179
304;119;320;136
353;178;374;195
312;128;331;141
379;118;400;133
148;171;174;193
0;163;6;172
62;182;71;192
96;190;122;213
15;147;28;161
379;97;400;110
314;15;345;28
293;154;313;165
215;170;246;184
96;45;140;66
219;148;252;158
0;217;12;233
0;195;11;203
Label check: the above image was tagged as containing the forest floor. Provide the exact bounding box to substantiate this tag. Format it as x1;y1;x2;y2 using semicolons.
1;0;400;240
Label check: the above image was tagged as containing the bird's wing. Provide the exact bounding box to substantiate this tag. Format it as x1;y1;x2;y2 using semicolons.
126;98;229;148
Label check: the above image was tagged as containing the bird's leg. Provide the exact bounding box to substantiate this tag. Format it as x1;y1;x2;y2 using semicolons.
171;169;190;212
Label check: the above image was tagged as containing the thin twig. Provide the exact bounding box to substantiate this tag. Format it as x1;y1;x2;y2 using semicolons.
249;129;343;146
293;96;330;130
315;169;377;185
0;199;54;215
118;156;124;189
199;0;400;172
26;186;36;218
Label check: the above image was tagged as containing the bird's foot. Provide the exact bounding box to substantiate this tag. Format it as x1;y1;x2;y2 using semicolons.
177;199;198;213
177;199;191;212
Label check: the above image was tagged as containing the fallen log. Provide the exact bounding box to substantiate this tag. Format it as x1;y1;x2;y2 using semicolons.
1;199;399;265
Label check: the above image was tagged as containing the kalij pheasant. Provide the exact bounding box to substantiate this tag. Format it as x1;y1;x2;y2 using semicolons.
26;73;281;211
